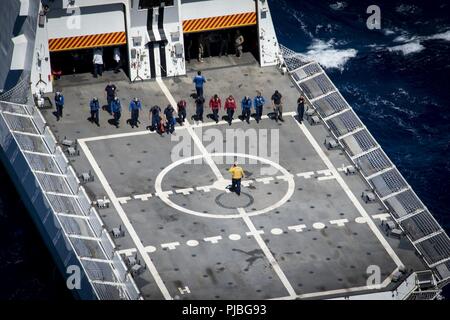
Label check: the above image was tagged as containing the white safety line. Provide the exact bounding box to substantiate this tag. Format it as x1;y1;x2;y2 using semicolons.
292;115;404;269
78;140;172;300
156;78;297;297
238;207;297;298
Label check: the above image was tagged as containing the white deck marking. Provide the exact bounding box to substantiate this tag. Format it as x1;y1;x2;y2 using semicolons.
355;217;368;224
245;230;265;237
329;219;349;227
117;196;132;204
288;224;307;232
372;213;391;221
292;116;404;268
255;177;274;184
157;79;299;297
78;140;172;300
117;248;137;256
238;208;297;298
270;268;399;300
186;240;199;247
134;193;152;201
296;171;314;179
161;242;181;250
271;228;284;235
241;180;254;187
175;188;194;195
312;222;326;230
229;234;241;241
316;169;333;176
317;175;336;181
196;185;212;192
204;236;222;244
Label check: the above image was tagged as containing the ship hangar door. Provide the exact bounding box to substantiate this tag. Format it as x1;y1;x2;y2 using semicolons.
47;4;128;76
182;12;259;63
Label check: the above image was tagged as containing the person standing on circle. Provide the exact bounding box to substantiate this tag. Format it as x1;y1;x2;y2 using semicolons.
228;162;245;196
193;71;206;98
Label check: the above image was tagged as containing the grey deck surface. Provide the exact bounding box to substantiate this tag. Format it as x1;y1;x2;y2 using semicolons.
42;53;427;300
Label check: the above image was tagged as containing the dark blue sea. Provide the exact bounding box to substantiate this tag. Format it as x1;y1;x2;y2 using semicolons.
0;0;449;299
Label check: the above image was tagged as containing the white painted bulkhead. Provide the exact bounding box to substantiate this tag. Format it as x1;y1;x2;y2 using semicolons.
30;0;281;90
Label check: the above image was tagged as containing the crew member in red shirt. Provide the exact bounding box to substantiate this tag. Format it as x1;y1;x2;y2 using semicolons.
209;94;222;123
224;95;237;126
177;99;187;124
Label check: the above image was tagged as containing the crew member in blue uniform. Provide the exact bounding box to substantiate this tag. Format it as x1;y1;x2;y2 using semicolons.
150;105;161;132
104;82;117;114
129;97;142;128
164;104;176;134
89;97;100;126
54;91;64;121
297;96;305;124
193;71;206;98
254;91;266;123
111;96;121;128
241;96;252;124
195;95;205;122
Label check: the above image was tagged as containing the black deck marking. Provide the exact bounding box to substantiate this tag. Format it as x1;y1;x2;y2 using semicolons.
158;6;167;42
146;8;156;42
159;41;167;77
148;42;156;79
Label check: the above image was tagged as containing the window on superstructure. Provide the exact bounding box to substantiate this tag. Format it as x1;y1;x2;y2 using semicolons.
138;0;174;9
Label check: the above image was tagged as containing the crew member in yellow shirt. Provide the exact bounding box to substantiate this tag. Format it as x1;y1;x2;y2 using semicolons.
228;162;245;196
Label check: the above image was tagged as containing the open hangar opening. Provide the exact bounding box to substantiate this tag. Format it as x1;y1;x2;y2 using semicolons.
182;12;259;63
46;3;129;78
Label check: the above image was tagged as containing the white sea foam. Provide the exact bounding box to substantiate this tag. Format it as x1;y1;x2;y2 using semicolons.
387;29;449;55
388;41;425;55
304;39;357;71
426;30;450;41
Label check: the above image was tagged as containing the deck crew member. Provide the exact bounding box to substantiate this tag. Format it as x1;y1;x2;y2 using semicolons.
177;100;187;124
235;30;244;58
297;96;305;124
105;82;117;114
195;95;205;122
150;105;161;133
209;94;222;123
111;96;121;128
93;47;104;78
254;91;266;123
228;162;245;196
89;97;100;126
193;71;206;98
224;95;237;126
129;97;142;128
54;91;64;121
241;96;252;124
113;47;122;73
164;104;176;134
271;90;284;122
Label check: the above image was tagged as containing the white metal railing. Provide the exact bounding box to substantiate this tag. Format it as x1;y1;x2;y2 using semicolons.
280;44;450;287
0;101;141;300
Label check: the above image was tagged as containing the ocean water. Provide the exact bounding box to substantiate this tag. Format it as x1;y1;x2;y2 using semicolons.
0;0;448;300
